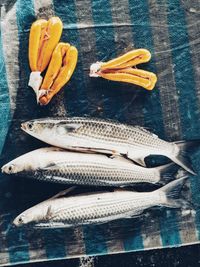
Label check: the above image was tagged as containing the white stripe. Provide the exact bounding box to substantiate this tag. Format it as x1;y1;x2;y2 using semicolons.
105;222;125;253
178;180;198;243
26;229;47;262
33;0;54;18
148;0;182;140
141;218;162;248
1;4;19;115
66;227;86;256
0;252;10;266
0;235;10;266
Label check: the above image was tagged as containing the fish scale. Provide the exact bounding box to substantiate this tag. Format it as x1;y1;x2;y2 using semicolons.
42;163;157;185
48;191;157;223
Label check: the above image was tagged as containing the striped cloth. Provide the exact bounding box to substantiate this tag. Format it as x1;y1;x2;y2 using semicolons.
0;0;200;265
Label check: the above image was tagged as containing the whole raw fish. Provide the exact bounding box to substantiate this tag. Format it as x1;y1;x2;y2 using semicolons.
21;117;198;174
13;177;189;228
1;147;178;186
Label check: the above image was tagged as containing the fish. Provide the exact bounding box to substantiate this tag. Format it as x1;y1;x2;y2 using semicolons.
21;117;199;174
1;147;180;186
13;177;190;228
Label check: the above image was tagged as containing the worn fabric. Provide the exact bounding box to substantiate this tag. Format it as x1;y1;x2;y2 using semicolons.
0;0;200;265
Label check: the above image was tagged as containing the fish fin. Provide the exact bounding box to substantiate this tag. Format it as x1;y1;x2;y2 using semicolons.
43;161;67;170
158;176;192;209
157;163;181;186
34;222;71;229
62;123;82;133
49;186;77;200
170;140;200;175
46;205;53;220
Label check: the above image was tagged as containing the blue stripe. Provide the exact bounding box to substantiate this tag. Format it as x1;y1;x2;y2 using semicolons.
83;224;107;255
6;226;30;264
53;0;88;115
128;0;181;247
159;210;181;246
128;0;165;137
0;19;11;154
91;0;123;120
4;0;36;263
123;220;143;251
166;0;200;243
43;229;66;259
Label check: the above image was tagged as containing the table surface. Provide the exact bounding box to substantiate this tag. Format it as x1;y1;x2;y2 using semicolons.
6;244;200;267
0;0;200;265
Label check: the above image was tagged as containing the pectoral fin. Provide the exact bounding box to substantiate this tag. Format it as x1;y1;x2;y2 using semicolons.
34;222;72;229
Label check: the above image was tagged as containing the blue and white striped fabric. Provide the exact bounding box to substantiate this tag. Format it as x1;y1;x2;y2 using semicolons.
0;0;200;265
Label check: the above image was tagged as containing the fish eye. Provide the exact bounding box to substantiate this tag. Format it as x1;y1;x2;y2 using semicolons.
7;164;15;173
8;166;12;171
18;215;25;224
27;123;33;130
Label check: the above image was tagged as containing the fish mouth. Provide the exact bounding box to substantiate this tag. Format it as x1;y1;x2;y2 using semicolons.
1;164;9;174
21;123;27;132
12;218;18;226
1;165;6;173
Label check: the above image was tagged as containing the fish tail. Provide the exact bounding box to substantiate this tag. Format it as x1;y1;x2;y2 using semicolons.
157;163;182;185
171;140;200;175
158;176;192;209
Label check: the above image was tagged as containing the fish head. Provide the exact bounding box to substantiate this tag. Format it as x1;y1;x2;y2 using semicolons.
21;119;58;140
13;213;28;226
13;202;50;227
21;119;77;144
2;160;23;174
1;154;33;174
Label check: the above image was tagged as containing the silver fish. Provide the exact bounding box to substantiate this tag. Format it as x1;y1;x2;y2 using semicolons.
21;117;197;174
13;177;189;228
1;147;178;186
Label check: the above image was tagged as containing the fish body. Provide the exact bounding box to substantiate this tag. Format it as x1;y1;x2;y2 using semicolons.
13;177;189;227
21;117;197;174
1;147;176;186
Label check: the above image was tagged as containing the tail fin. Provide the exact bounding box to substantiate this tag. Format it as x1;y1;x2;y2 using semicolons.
158;176;192;209
171;140;200;175
157;163;181;185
